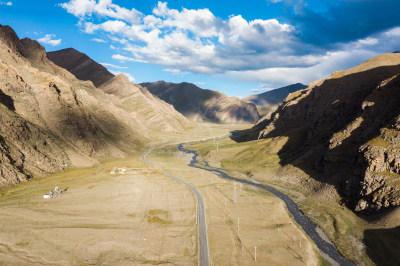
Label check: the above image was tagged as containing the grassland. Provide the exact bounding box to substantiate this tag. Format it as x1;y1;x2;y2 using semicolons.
148;141;323;265
0;153;197;265
190;133;400;265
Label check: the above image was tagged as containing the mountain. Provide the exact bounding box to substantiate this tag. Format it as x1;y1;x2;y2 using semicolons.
0;25;188;185
141;81;260;124
47;48;113;86
48;50;190;133
243;83;307;115
248;53;400;213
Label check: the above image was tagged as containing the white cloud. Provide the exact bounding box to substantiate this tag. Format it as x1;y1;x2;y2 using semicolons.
100;62;127;69
61;0;307;75
0;1;12;5
37;34;62;46
112;54;138;62
60;0;143;24
91;38;107;43
227;49;378;87
354;37;378;48
250;85;275;92
385;27;400;37
163;68;188;75
194;81;205;86
109;70;135;82
61;1;400;86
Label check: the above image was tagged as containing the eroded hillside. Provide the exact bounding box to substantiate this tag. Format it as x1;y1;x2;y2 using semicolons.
0;25;188;185
251;53;400;213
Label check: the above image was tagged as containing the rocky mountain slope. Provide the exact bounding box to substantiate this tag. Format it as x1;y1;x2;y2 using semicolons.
48;50;190;133
47;48;113;86
0;25;188;185
141;81;260;123
243;83;307;115
251;53;400;213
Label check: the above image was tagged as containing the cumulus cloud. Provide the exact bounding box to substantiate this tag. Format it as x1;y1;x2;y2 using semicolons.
112;54;138;62
60;0;400;86
60;0;143;24
61;0;310;75
91;38;107;43
38;34;61;46
0;1;12;6
100;62;128;69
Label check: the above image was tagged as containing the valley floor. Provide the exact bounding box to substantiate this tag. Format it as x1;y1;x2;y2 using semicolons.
2;122;388;265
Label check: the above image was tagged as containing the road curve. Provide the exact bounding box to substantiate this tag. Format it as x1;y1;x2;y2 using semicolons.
178;142;356;266
141;147;210;266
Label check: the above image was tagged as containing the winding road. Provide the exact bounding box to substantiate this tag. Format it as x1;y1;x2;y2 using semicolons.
178;141;356;266
141;147;210;266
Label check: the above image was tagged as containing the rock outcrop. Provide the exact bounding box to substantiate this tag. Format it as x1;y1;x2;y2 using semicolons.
141;81;260;124
253;53;400;213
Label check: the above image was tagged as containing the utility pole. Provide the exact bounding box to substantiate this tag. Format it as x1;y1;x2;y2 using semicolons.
254;246;257;262
216;143;219;151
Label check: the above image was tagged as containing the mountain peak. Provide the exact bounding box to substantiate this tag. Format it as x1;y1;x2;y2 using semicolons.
114;73;130;83
47;48;114;86
19;37;47;64
0;24;21;53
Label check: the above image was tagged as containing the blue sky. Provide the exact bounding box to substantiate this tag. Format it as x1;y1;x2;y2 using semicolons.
1;0;400;97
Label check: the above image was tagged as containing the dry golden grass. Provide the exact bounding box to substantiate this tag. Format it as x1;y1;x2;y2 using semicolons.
149;143;323;265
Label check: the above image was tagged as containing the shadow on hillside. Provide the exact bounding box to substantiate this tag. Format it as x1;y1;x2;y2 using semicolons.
364;226;400;266
231;64;400;202
0;89;15;111
230;64;400;265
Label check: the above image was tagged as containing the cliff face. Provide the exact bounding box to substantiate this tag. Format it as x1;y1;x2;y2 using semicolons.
254;53;400;212
141;81;260;124
0;25;155;185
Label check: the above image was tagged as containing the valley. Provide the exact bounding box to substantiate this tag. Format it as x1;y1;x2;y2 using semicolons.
0;123;324;265
1;1;400;263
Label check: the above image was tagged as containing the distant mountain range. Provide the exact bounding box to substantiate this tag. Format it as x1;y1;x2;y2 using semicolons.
243;83;307;115
141;81;260;124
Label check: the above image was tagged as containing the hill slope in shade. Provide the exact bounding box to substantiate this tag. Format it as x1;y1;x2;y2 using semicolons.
247;53;400;213
48;49;191;133
141;81;260;124
47;48;113;86
243;83;307;115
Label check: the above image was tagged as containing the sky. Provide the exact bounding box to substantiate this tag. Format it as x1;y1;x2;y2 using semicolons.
1;0;400;97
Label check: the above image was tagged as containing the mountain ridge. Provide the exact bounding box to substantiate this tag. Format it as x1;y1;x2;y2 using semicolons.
141;80;260;124
0;24;188;185
244;83;307;115
247;53;400;213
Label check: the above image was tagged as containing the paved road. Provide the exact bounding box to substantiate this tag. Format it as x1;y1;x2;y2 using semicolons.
178;142;356;266
141;147;210;266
